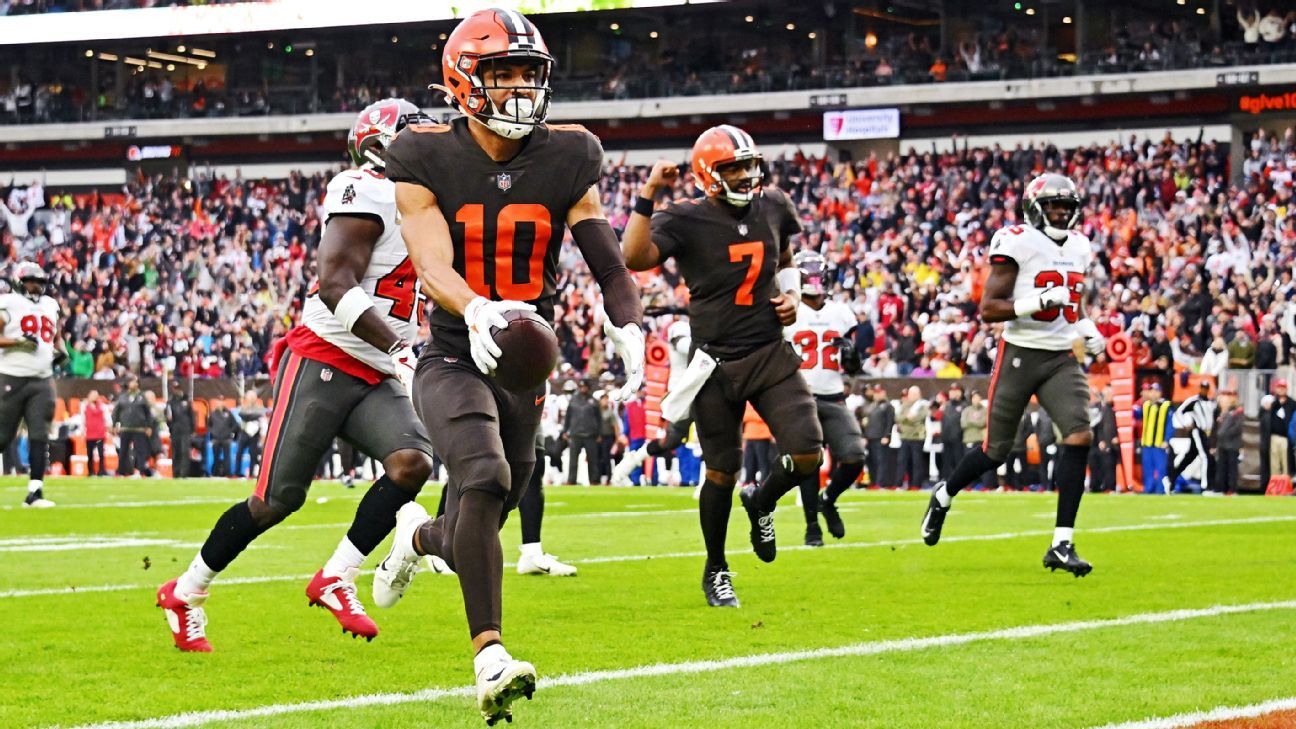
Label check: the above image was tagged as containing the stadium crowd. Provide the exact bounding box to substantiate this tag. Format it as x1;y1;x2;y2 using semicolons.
3;124;1296;488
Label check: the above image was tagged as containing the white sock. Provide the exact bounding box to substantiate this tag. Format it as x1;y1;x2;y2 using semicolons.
27;480;42;493
474;642;510;676
520;542;542;559
323;537;366;577
1052;527;1074;546
177;554;217;596
933;482;951;508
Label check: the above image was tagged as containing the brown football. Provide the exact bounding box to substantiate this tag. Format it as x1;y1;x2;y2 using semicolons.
491;309;560;392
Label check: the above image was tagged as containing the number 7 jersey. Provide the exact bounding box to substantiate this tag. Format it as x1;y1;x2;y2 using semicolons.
383;117;603;358
0;293;59;378
988;224;1093;352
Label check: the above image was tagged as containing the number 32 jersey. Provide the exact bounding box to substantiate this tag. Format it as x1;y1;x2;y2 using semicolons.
785;300;856;396
988;224;1092;352
384;117;603;358
296;168;424;377
0;293;59;378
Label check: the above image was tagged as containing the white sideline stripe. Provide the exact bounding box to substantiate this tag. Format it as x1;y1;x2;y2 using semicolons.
1090;696;1296;728
3;515;1291;599
66;600;1296;729
0;537;203;553
0;497;247;510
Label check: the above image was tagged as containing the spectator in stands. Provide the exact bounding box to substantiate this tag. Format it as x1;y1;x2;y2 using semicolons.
938;382;966;481
621;388;646;485
564;380;600;486
234;391;266;479
1199;337;1229;378
1213;387;1244;495
1228;332;1256;369
597;388;621;485
1089;387;1119;492
112;377;154;478
166;381;195;479
1261;379;1293;487
861;384;894;488
206;399;238;477
960;390;995;490
896;386;929;489
83;389;107;477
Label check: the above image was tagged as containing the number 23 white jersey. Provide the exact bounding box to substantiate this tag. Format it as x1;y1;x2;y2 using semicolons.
785;299;856;396
299;169;424;375
988;224;1092;352
0;293;59;378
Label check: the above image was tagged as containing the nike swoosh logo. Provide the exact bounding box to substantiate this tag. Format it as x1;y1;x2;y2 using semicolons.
486;669;506;682
539;565;550;573
1052;550;1067;562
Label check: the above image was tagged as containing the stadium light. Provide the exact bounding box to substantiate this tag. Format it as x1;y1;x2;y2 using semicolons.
1025;8;1035;15
305;48;314;56
189;47;215;57
176;44;185;52
391;35;398;43
649;31;658;38
744;15;753;22
166;63;175;71
865;32;878;48
84;49;93;57
786;22;795;30
1196;7;1204;13
610;22;620;30
97;52;118;61
266;41;274;49
1063;16;1072;24
808;32;816;39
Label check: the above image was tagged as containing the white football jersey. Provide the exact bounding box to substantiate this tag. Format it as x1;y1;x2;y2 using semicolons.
785;299;856;396
665;320;691;390
300;169;424;374
988;224;1092;352
0;293;59;378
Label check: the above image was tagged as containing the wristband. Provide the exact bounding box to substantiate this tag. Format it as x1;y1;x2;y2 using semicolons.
1012;296;1042;318
633;196;655;217
334;286;375;332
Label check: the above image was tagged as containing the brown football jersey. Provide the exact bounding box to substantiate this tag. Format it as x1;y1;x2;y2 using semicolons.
384;117;603;358
651;187;802;358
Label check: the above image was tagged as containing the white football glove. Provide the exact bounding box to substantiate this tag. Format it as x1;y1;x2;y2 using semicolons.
1076;318;1106;357
603;320;645;402
464;296;536;376
1038;286;1071;310
387;340;416;397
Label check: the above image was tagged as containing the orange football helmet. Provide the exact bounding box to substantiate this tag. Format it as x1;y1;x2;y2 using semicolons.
439;8;553;140
691;124;764;206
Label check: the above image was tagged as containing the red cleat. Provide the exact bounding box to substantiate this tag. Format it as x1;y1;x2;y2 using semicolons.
305;568;378;641
156;578;212;653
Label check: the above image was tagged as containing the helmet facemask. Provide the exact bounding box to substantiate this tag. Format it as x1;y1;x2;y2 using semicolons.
711;156;764;207
453;55;552;140
19;278;45;302
1023;174;1081;243
794;251;827;298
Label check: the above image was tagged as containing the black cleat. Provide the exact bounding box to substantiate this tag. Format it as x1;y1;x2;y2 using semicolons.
805;522;824;547
819;493;845;539
739;485;776;562
1043;541;1092;577
702;564;740;608
920;482;950;546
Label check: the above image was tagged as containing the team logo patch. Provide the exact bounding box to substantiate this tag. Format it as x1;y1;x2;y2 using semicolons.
321;368;333;382
1012;358;1021;368
737;223;748;236
496;173;512;192
341;184;356;206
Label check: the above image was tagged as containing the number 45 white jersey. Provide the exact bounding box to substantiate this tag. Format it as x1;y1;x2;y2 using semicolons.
298;169;424;375
988;224;1092;352
785;299;857;396
0;293;59;378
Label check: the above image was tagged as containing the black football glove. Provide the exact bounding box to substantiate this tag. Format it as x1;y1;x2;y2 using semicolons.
834;337;862;375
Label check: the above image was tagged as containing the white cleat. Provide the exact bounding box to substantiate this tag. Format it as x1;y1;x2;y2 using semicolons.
425;554;456;575
476;654;536;726
610;445;649;486
516;548;577;576
372;501;428;609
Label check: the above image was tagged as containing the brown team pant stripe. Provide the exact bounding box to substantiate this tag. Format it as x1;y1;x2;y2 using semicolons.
981;343;1008;452
255;352;303;501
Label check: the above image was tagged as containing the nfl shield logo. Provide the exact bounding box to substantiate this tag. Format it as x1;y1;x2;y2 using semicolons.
737;223;748;236
496;173;512;192
321;368;333;382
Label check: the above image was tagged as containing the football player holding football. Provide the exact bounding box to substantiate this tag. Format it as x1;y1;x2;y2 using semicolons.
376;9;644;725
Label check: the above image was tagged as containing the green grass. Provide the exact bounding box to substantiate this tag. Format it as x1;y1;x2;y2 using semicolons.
2;477;1295;728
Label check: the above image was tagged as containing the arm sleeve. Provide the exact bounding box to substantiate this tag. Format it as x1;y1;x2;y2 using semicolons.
571;218;643;328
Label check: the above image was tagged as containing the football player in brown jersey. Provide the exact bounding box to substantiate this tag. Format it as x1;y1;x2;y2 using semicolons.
377;8;644;725
622;126;824;608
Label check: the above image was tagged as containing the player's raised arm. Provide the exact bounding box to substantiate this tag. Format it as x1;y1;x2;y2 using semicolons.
621;159;678;271
394;182;477;318
316;216;403;354
567;185;646;400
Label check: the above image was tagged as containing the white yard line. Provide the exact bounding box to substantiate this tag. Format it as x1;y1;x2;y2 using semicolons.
0;537;204;553
65;599;1296;729
1090;696;1296;728
3;515;1290;600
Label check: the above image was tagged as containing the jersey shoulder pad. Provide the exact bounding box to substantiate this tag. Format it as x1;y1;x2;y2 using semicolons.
383;123;453;190
547;123;603;157
988;225;1034;265
324;170;393;219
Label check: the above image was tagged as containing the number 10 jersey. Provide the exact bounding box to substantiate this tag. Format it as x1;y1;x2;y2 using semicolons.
384;117;603;359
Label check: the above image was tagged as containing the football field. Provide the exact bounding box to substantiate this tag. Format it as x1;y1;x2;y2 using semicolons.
3;476;1295;729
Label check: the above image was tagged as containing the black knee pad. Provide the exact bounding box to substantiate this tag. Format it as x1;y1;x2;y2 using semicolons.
708;448;742;475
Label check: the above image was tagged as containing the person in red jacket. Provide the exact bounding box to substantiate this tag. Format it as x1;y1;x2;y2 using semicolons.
82;390;108;476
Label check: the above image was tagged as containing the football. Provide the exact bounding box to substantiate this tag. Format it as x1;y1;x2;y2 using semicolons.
491;309;560;392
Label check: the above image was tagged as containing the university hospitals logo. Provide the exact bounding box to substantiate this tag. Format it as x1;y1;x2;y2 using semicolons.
496;173;512;192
